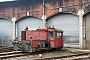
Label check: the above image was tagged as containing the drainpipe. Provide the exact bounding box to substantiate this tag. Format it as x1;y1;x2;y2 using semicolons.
12;17;16;39
59;0;62;12
77;0;84;49
42;0;46;27
15;21;18;38
27;11;30;16
78;9;84;49
83;17;86;49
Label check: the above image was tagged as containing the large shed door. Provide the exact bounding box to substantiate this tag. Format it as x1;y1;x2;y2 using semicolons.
16;17;43;40
85;13;90;49
47;13;79;47
0;19;12;46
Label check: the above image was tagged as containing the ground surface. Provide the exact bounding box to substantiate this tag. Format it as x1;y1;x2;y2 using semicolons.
2;48;87;60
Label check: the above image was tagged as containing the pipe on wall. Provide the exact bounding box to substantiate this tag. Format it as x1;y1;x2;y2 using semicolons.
78;9;84;49
12;17;16;39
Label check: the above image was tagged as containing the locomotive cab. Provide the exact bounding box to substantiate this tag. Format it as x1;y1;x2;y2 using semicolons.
48;28;63;48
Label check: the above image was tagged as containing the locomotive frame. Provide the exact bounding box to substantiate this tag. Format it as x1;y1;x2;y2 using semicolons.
12;26;63;52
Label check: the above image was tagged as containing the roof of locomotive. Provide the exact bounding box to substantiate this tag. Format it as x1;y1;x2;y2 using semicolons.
53;28;63;32
38;27;63;32
23;26;63;32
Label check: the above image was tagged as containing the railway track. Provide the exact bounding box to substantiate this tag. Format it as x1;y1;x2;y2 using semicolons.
0;47;13;53
0;47;63;59
0;51;29;59
1;51;90;60
36;52;90;60
0;46;30;59
0;47;90;60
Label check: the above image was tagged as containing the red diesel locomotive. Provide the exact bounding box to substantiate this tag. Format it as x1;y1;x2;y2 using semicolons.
12;26;63;52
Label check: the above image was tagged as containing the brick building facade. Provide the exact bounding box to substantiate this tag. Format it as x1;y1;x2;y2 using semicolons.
0;0;89;20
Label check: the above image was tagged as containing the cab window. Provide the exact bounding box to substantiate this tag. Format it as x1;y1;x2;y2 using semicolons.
55;32;62;38
48;31;53;37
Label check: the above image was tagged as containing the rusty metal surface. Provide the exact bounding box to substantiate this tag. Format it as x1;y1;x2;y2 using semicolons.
21;27;63;49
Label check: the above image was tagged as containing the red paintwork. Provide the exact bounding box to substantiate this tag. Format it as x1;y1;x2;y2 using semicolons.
21;31;26;40
50;38;63;48
25;30;48;41
21;27;63;49
32;41;38;48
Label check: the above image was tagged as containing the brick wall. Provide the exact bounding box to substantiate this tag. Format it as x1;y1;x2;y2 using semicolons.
0;0;89;20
